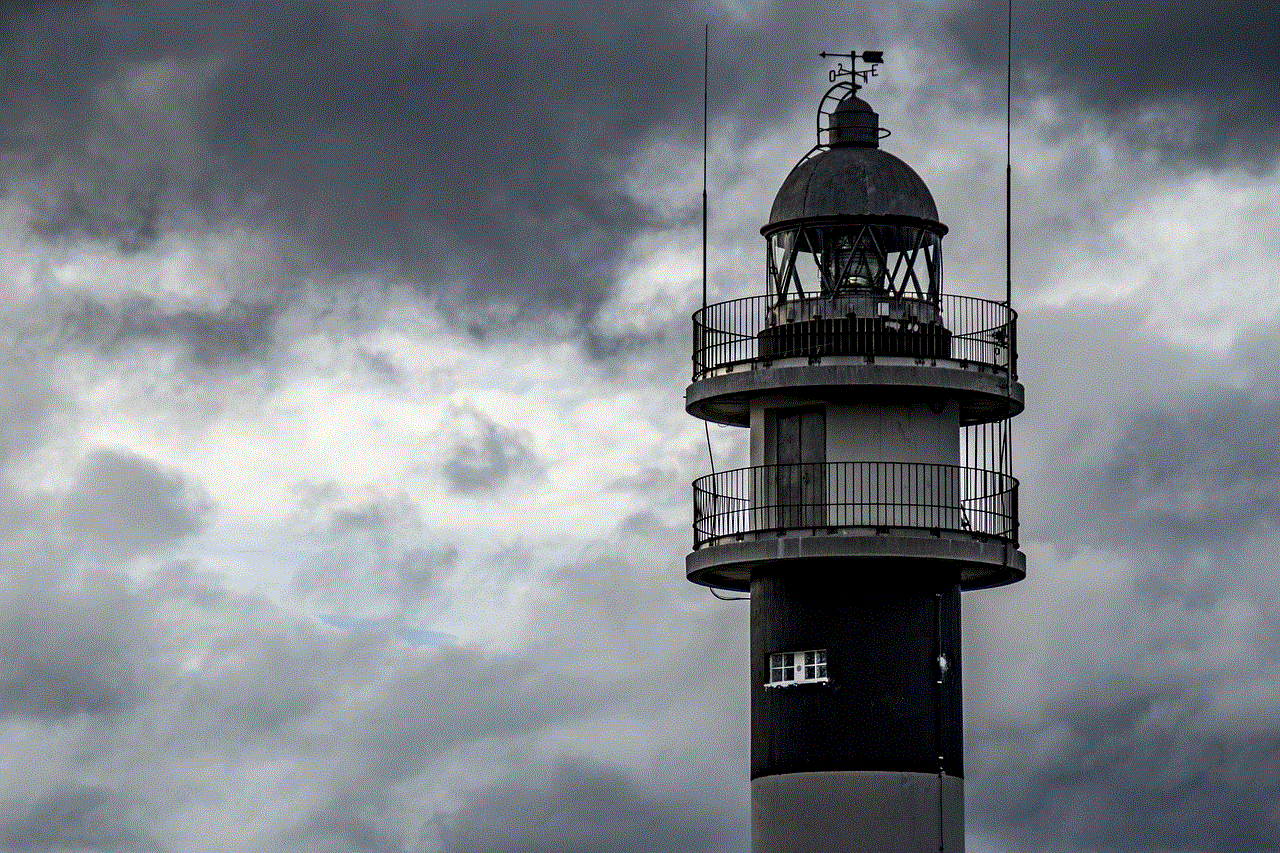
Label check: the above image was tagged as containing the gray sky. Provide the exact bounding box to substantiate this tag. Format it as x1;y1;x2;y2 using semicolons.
2;2;1279;851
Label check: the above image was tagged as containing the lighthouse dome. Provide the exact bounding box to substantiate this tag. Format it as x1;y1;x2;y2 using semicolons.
767;145;940;227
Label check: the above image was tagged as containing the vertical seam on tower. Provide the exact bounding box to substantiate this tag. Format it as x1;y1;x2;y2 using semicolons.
936;589;945;852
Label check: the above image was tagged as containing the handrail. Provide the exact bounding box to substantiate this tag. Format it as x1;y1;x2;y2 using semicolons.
692;293;1016;381
692;461;1018;548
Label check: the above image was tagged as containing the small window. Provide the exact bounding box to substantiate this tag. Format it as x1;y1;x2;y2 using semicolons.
767;649;828;687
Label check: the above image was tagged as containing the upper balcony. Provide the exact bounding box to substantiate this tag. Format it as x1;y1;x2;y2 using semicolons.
687;292;1022;427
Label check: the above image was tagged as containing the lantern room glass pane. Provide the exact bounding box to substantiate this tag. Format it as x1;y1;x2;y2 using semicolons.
766;224;942;304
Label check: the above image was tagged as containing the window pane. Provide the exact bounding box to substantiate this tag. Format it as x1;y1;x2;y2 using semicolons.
770;652;794;683
768;650;829;684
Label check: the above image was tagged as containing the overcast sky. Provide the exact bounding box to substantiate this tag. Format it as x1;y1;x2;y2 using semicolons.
2;2;1280;851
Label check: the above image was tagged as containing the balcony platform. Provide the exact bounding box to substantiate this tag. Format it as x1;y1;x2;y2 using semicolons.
687;356;1022;427
687;528;1025;592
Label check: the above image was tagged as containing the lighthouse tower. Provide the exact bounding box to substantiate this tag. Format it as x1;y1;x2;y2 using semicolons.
687;53;1025;853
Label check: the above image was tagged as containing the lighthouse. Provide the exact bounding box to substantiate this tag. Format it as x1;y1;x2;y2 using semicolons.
687;53;1025;853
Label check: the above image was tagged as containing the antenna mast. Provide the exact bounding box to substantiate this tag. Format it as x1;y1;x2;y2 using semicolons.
702;23;709;313
1005;0;1012;310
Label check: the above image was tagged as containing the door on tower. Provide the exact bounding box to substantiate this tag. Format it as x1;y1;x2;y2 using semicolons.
774;406;826;528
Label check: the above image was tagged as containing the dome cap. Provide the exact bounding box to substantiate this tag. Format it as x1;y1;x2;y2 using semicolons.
829;93;878;147
767;146;941;228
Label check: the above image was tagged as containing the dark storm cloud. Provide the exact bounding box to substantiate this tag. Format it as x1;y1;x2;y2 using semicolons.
298;790;403;853
941;1;1280;168
61;295;281;368
0;2;886;319
64;448;210;559
967;529;1280;853
0;786;148;852
966;331;1280;851
1067;387;1280;550
439;404;540;494
0;576;147;720
438;759;734;853
972;693;1280;852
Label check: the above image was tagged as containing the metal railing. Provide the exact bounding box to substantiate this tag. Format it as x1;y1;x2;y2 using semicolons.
692;293;1016;380
692;461;1018;548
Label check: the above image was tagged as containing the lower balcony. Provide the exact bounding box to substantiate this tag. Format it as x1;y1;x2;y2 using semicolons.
688;461;1023;592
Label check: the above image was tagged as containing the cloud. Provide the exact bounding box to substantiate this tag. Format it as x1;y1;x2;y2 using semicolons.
325;491;422;538
2;3;679;317
393;546;457;606
1090;389;1280;542
940;1;1280;170
288;486;456;615
353;648;615;784
0;363;57;474
439;404;541;494
967;542;1280;853
296;790;406;853
292;544;459;617
64;448;210;559
60;295;281;368
965;313;1280;851
0;571;148;721
0;786;148;852
438;759;734;853
0;444;747;852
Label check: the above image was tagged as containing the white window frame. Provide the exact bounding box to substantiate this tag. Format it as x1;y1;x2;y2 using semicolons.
766;649;829;687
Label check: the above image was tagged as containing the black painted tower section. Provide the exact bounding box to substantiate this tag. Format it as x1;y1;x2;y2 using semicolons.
750;570;962;780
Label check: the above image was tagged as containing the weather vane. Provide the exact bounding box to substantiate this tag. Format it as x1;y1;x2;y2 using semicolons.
819;49;884;87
